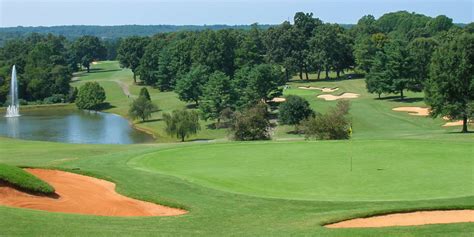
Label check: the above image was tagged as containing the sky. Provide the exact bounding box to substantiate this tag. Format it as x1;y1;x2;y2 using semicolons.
0;0;472;27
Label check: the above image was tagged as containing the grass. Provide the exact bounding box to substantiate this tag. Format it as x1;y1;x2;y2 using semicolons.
0;61;472;236
133;140;473;201
0;163;54;194
0;137;473;236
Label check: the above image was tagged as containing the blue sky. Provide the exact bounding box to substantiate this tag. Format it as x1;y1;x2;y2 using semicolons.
0;0;472;27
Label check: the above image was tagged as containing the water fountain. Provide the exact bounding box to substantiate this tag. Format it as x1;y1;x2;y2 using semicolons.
5;65;20;117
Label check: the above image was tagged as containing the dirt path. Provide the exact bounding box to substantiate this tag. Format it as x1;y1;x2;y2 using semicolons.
0;169;186;217
114;80;132;98
325;210;474;228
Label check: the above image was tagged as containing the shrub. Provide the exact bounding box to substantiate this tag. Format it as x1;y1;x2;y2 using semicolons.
43;94;66;104
301;100;352;140
0;163;55;194
163;110;201;142
75;82;106;110
279;95;314;126
129;96;158;122
231;103;272;141
68;87;78;102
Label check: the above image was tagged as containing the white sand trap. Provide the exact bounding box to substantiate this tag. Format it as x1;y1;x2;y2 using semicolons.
92;61;99;65
317;93;360;101
298;86;339;93
443;119;473;127
270;97;286;103
326;210;474;228
392;107;430;116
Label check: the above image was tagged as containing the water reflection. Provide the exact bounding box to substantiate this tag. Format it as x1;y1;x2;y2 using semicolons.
0;109;153;144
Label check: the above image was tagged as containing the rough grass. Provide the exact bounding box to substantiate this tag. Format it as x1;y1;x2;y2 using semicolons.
0;163;54;194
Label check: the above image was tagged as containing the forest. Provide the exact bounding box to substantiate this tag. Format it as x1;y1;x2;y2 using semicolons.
0;11;472;117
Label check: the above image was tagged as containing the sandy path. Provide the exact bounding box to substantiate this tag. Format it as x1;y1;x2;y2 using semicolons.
298;86;339;93
0;169;186;217
326;210;474;228
392;107;430;116
317;93;360;101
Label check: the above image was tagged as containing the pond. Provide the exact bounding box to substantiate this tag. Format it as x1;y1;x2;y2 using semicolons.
0;109;154;144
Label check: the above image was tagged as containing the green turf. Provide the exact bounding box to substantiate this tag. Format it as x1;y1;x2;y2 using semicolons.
0;163;54;194
0;137;473;236
134;140;473;201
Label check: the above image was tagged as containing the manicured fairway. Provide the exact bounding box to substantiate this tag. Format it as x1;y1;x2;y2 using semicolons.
134;140;474;201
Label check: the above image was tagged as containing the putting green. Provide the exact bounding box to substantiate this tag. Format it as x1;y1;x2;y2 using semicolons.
134;140;473;201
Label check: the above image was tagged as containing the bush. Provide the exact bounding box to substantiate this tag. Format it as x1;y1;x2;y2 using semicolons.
0;163;55;194
231;103;272;141
129;96;158;122
75;82;106;110
279;95;314;126
68;87;78;103
163;110;201;142
301;101;352;140
43;94;66;104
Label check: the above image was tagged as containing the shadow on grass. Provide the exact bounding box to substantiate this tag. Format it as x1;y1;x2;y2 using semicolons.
186;103;199;109
137;118;162;123
97;103;115;110
377;96;424;104
88;68;121;74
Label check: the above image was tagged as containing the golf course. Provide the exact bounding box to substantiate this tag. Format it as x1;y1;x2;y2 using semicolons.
0;61;472;236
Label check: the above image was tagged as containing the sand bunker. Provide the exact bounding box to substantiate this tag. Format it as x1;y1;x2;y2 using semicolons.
443;120;473;127
393;107;472;127
0;169;186;217
317;93;360;101
270;97;286;103
392;107;430;116
298;86;339;93
326;210;474;228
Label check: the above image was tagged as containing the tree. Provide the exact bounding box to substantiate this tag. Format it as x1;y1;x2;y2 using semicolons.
247;64;285;102
408;37;437;91
384;40;414;99
75;82;106;110
425;33;474;133
366;51;392;98
163;110;201;142
279;95;314;127
129;96;157;122
235;24;265;68
231;103;271;141
73;36;106;73
366;39;414;99
139;87;151;101
117;36;150;83
199;71;234;125
138;36;166;86
175;65;209;105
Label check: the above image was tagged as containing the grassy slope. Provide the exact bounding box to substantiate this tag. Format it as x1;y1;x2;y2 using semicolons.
0;63;472;236
0;163;54;194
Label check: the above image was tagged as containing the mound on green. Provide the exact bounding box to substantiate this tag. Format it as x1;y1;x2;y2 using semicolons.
0;164;55;194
